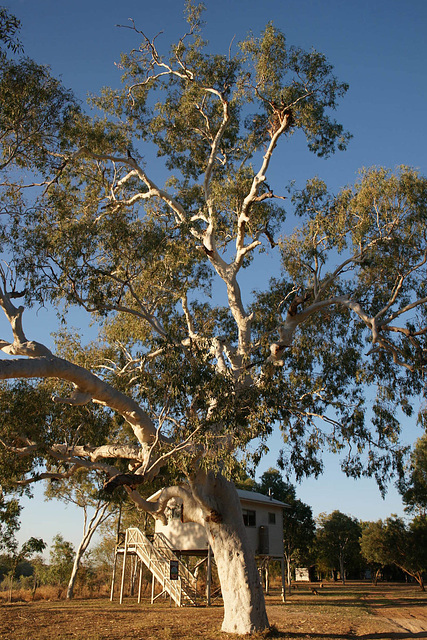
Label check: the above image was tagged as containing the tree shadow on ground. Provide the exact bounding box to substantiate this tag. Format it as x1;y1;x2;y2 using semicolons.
266;626;427;640
275;596;427;610
366;598;427;610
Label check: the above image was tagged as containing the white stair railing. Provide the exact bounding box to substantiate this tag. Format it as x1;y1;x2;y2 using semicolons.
121;527;197;606
152;532;198;599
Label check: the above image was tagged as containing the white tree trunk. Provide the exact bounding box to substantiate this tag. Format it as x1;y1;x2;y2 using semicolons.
125;472;269;634
192;473;269;635
66;502;111;599
67;542;86;600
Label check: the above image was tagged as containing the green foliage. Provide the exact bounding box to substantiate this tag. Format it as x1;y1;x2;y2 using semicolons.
92;7;350;204
239;23;351;157
316;510;362;581
0;3;426;506
49;534;75;586
0;380;116;492
0;7;22;56
250;166;427;486
398;432;427;515
20;536;46;558
0;493;21;553
0;381;57;493
361;516;427;589
0;58;79;174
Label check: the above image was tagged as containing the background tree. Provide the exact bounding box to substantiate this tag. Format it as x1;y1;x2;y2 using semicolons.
45;470;118;599
398;433;427;516
361;516;427;591
407;516;427;591
256;468;295;503
6;536;46;602
0;491;21;554
316;511;362;584
369;516;427;591
0;3;427;634
360;520;389;585
28;555;49;600
48;534;75;596
283;499;315;591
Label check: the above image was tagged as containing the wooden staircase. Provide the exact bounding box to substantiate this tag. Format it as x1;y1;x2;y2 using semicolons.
117;527;198;607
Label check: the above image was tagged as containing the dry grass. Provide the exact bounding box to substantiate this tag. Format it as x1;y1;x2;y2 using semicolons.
1;582;426;640
0;583;111;604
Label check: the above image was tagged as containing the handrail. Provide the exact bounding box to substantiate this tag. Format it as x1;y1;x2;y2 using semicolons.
123;527;197;606
125;528;182;605
153;533;197;588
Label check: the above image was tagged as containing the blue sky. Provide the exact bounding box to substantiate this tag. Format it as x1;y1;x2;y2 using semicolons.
4;0;427;552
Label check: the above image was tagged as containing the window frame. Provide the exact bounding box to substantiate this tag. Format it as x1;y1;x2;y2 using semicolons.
242;508;256;527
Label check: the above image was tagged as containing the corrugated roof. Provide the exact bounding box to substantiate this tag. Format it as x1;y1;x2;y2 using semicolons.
237;488;289;508
146;487;289;508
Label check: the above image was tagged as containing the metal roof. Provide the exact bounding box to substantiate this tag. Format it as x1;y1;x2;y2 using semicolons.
237;489;289;508
146;487;289;508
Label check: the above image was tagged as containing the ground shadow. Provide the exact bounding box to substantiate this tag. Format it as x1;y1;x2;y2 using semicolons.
266;627;427;640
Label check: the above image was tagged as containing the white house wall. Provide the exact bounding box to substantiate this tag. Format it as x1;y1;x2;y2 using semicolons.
155;518;209;552
154;493;285;557
240;499;284;557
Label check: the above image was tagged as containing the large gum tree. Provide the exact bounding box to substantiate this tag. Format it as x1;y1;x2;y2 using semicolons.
1;3;427;634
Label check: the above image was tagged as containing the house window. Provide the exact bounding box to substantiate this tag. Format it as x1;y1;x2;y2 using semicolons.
242;509;256;527
268;512;276;525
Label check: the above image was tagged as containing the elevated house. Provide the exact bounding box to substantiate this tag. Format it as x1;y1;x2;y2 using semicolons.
111;488;288;606
152;488;287;559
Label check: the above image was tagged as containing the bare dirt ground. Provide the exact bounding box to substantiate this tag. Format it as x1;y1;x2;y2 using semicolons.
1;582;426;640
363;583;427;635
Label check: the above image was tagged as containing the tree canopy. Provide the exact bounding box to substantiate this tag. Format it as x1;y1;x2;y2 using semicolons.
315;510;362;584
0;491;21;554
398;433;427;515
1;2;427;634
1;3;425;490
360;516;427;591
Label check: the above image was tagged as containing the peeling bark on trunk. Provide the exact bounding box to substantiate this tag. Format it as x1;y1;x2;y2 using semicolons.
192;473;269;635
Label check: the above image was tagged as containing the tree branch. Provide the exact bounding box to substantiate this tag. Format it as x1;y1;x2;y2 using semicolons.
0;356;158;444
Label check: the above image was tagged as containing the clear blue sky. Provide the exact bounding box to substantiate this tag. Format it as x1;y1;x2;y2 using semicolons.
5;0;427;553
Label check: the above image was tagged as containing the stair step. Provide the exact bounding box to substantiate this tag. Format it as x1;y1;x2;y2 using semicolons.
121;527;198;607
